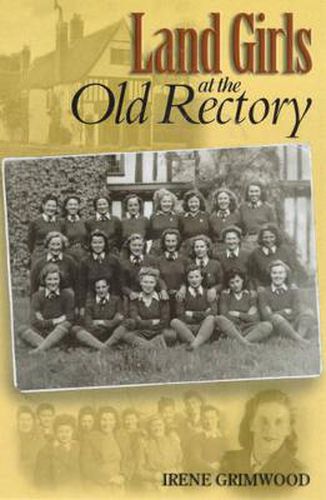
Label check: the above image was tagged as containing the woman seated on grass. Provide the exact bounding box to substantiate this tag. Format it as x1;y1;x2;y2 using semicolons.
19;263;74;353
170;264;217;350
258;259;313;344
30;231;78;300
215;268;273;346
120;267;173;349
72;277;125;350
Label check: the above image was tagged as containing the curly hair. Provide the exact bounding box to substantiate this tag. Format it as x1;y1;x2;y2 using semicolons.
125;233;146;254
160;229;182;251
212;188;238;213
97;406;119;431
39;263;62;286
267;259;291;282
93;194;111;212
224;267;247;288
153;188;178;212
89;229;109;252
44;231;68;250
244;181;268;202
258;223;282;247
138;266;160;282
221;225;243;242
190;234;212;258
238;390;298;455
78;406;96;429
182;189;206;213
185;262;205;278
62;195;82;216
123;193;144;214
40;194;59;213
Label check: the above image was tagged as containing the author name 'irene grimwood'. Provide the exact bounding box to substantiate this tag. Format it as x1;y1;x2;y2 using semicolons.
70;12;313;138
162;472;311;488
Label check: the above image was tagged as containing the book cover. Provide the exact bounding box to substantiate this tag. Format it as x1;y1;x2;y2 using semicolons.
0;1;324;498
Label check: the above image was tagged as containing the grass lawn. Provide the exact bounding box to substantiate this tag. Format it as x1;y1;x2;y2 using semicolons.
12;297;321;391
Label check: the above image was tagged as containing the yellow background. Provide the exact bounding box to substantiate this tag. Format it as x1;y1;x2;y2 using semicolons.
0;1;325;498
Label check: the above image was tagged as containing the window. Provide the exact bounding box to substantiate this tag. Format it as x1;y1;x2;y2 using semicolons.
111;48;130;65
106;155;125;176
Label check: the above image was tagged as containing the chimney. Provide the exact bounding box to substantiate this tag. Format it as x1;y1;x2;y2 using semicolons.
20;45;31;73
70;13;84;45
55;19;68;82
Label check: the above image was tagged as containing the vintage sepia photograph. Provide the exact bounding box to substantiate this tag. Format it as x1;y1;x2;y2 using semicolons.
15;388;308;493
3;145;322;391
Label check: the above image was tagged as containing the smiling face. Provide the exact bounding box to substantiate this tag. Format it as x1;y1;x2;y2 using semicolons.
44;272;60;292
42;199;57;217
224;231;240;250
127;196;140;216
250;402;291;458
48;236;63;255
262;229;277;249
140;275;157;294
217;191;231;211
161;405;175;425
95;279;109;298
129;237;144;256
91;235;106;254
229;274;244;293
56;424;74;446
187;195;201;213
194;239;208;258
96;198;110;214
164;233;178;252
270;264;287;286
185;396;202;418
160;194;174;213
187;269;203;288
248;184;262;203
100;412;116;434
65;198;79;216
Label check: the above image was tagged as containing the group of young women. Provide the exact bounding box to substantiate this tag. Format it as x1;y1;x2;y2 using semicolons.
17;390;303;491
19;182;313;353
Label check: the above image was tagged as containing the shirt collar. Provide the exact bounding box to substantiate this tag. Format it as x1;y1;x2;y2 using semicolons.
47;252;63;262
96;293;110;304
271;283;288;293
130;254;144;263
195;256;209;267
188;285;204;297
262;245;277;256
67;214;80;222
247;200;263;209
165;251;178;260
139;291;160;303
42;213;56;223
226;247;239;258
156;210;175;216
217;208;230;218
96;212;111;221
185;211;201;218
93;252;105;261
45;288;60;298
250;452;265;472
126;213;140;219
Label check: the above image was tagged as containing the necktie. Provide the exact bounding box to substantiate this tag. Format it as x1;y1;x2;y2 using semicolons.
199;258;205;268
48;292;57;300
50;256;59;263
70;215;77;222
132;256;141;265
167;252;176;261
274;287;284;295
229;251;236;258
99;298;106;306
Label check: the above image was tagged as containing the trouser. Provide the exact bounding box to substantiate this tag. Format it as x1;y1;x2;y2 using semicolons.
215;316;273;344
170;316;215;347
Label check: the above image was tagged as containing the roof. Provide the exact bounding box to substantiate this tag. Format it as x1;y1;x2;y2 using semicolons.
26;18;128;89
